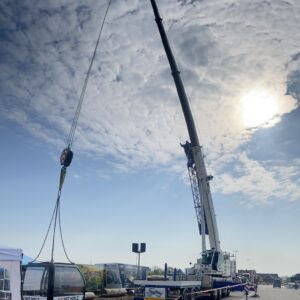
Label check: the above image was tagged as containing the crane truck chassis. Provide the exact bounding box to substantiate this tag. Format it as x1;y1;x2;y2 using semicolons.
133;278;247;300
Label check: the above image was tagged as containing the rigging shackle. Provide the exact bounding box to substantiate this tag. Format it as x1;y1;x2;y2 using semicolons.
60;148;73;167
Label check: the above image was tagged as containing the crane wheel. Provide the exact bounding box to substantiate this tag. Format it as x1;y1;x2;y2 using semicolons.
210;291;217;300
221;288;228;298
182;289;190;300
190;288;197;300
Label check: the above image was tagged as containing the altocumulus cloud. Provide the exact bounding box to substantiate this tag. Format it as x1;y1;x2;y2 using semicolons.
0;0;299;204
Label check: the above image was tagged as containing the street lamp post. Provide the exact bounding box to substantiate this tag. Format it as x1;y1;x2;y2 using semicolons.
132;243;146;280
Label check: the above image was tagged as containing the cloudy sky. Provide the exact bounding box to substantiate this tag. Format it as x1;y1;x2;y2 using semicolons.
1;0;300;276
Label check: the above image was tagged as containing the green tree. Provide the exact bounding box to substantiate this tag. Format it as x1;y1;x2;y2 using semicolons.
148;266;164;276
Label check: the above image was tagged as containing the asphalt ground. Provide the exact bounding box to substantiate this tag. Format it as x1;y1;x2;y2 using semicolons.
227;284;300;300
91;285;300;300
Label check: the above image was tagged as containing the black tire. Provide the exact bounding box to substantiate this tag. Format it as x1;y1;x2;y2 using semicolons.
210;291;217;300
182;289;191;300
221;289;227;298
222;289;228;298
191;288;197;300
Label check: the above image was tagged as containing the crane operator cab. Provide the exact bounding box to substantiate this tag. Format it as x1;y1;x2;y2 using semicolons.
22;262;85;300
201;249;224;274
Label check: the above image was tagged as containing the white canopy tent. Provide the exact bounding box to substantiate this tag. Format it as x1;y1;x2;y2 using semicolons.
0;246;22;300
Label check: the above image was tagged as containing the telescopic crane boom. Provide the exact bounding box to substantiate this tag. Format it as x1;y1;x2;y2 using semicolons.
150;0;223;272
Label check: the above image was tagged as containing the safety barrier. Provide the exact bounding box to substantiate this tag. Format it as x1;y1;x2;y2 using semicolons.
174;283;248;300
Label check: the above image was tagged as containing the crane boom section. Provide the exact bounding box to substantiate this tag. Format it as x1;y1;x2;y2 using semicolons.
150;0;199;147
150;0;221;252
192;146;221;251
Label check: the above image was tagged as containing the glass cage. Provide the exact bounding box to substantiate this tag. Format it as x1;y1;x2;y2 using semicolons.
22;262;85;300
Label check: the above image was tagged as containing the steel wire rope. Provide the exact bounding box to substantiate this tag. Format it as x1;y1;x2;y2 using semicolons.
32;0;112;263
66;0;112;149
58;201;73;264
30;200;58;263
50;189;61;262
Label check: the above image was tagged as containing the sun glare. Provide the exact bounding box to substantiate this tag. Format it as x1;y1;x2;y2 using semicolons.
241;90;278;128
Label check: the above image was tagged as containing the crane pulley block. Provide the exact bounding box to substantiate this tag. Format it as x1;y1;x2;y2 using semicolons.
60;148;73;167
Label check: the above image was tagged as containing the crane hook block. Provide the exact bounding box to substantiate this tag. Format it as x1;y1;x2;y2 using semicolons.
60;148;73;167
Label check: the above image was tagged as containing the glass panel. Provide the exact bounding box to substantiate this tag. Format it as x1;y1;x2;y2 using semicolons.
202;251;213;265
3;271;8;280
0;291;11;300
54;266;84;296
0;267;11;298
105;264;122;288
3;281;9;291
22;266;48;296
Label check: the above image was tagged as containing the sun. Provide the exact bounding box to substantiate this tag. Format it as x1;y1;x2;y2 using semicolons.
241;90;278;128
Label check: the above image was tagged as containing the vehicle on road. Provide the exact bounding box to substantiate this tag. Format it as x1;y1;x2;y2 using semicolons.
273;278;281;288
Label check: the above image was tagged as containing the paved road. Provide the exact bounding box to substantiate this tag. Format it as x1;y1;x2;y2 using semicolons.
227;285;300;300
94;286;300;300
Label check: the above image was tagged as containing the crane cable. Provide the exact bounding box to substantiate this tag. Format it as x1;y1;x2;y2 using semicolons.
31;0;112;263
66;0;112;149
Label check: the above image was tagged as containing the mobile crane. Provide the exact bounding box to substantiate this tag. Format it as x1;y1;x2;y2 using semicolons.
134;1;245;299
150;0;223;276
